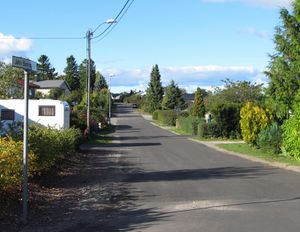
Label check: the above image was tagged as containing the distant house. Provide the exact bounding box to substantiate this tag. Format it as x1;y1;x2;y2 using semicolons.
183;93;195;103
34;80;71;97
16;80;40;99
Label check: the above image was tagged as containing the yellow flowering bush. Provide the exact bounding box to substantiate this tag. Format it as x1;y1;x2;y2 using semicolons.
240;102;271;144
0;137;36;190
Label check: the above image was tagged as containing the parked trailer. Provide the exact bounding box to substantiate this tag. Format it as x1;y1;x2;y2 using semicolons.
0;99;70;130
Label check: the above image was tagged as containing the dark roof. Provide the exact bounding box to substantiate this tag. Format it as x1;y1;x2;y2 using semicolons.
183;93;195;101
33;80;71;91
17;80;40;88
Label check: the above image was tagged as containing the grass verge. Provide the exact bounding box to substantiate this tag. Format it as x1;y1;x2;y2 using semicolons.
217;143;300;166
86;126;115;145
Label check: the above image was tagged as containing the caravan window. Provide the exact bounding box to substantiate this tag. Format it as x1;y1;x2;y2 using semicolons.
39;106;55;116
1;109;15;120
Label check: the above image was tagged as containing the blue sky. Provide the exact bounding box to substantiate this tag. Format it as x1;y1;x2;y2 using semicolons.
0;0;293;93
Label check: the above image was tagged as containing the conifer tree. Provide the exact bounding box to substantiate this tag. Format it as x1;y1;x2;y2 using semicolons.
190;87;205;117
37;54;57;81
145;64;163;112
162;80;184;110
64;55;79;91
266;1;300;120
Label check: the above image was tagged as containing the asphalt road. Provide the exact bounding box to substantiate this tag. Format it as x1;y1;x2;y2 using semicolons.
107;104;300;232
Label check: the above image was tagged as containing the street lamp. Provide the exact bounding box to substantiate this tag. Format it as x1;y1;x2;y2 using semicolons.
86;19;117;135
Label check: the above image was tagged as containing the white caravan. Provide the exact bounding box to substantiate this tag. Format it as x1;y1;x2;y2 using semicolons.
0;99;70;130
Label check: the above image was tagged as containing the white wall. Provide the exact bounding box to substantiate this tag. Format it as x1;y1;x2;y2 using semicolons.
0;99;70;129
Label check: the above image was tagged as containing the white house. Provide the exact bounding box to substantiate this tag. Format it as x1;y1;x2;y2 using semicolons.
0;99;70;130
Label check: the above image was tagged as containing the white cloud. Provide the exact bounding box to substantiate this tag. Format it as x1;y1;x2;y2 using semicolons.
202;0;293;8
100;65;264;93
238;27;270;39
0;32;32;61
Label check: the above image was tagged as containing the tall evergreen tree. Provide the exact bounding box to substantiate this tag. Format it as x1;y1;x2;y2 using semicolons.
146;64;163;112
162;80;184;110
94;71;108;91
78;59;96;92
64;55;79;91
190;87;205;117
265;1;300;120
37;54;57;81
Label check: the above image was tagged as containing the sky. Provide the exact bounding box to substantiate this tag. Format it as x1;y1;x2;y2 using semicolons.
0;0;294;93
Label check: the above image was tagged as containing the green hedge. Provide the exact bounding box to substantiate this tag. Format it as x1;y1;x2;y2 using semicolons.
198;121;221;138
177;116;204;135
156;110;177;126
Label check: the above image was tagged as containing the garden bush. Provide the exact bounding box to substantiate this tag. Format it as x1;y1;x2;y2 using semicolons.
198;121;221;138
282;108;300;159
29;125;81;172
156;110;177;126
152;110;159;120
0;137;36;190
212;103;241;138
177;116;204;135
256;122;282;154
240;102;271;144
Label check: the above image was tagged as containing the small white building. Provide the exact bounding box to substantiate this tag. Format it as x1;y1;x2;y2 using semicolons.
0;99;70;130
33;80;71;97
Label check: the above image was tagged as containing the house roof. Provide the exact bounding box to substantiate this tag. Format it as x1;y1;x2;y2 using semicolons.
17;80;40;89
183;93;195;101
33;80;71;91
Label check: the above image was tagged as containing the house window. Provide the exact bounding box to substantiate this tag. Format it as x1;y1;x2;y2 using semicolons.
39;106;55;116
1;109;15;120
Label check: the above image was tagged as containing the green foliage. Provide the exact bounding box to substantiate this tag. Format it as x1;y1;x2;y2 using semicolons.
282;107;300;159
156;110;177;126
212;103;241;138
240;102;271;144
0;62;24;99
198;121;221;138
124;94;142;106
28;125;81;172
145;64;163;113
162;80;185;110
152;110;159;120
78;59;96;91
257;122;282;154
190;87;205;117
205;79;264;112
265;4;300;120
0;137;36;190
64;55;80;91
48;87;64;100
176;116;204;135
94;71;108;91
37;54;58;81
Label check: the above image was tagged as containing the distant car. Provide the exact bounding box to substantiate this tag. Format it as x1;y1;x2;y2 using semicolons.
132;103;138;108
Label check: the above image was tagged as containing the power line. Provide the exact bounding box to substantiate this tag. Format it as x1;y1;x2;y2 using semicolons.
94;0;135;43
92;0;135;41
0;36;84;40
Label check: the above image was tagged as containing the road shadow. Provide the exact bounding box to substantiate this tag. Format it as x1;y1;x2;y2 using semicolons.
125;166;275;183
20;149;170;232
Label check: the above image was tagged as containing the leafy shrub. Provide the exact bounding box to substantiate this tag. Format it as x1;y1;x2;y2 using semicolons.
29;125;81;172
240;102;271;144
256;122;282;154
282;108;300;159
0;137;36;190
156;110;177;126
177;116;204;135
152;110;159;120
212;103;241;138
198;121;221;138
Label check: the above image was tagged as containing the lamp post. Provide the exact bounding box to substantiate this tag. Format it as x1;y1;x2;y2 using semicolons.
86;19;116;135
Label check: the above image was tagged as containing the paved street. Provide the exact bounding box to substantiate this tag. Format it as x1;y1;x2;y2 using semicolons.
105;104;300;232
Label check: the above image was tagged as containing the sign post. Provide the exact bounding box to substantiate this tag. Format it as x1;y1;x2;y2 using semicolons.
12;56;37;224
